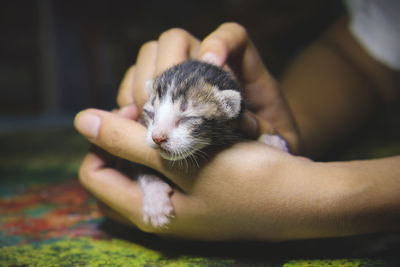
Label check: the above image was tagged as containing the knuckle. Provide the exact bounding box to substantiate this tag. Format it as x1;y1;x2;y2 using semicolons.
202;36;229;53
221;22;248;37
78;162;92;187
201;22;249;56
158;28;190;43
139;40;157;54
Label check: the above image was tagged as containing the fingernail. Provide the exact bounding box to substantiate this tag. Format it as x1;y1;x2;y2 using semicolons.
201;52;221;66
74;112;101;140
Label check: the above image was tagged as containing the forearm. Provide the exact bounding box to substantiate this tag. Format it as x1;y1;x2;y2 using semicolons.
280;17;399;158
268;156;400;241
324;156;400;236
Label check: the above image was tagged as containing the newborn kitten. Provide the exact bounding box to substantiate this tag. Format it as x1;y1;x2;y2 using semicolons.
138;60;288;227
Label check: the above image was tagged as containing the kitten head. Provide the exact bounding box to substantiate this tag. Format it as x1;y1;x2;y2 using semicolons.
142;61;243;161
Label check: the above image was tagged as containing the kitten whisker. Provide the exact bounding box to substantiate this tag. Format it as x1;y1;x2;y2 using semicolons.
195;149;209;162
190;152;200;168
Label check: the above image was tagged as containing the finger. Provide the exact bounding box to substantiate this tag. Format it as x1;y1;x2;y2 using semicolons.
132;41;158;110
117;105;140;120
240;110;276;139
97;200;134;226
198;22;275;92
198;21;267;81
198;22;248;66
117;65;136;108
198;23;277;105
241;110;300;154
198;23;300;153
155;28;200;75
78;147;144;225
75;109;160;167
97;175;202;237
79;146;197;235
74;109;193;188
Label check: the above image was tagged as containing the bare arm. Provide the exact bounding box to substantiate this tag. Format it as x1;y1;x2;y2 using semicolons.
281;17;399;157
75;109;400;240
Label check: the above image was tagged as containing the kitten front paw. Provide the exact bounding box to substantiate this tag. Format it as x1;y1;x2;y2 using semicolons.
142;193;174;228
258;133;289;152
139;174;174;228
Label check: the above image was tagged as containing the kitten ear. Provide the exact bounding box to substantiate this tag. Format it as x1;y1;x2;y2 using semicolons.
217;89;242;118
145;79;154;95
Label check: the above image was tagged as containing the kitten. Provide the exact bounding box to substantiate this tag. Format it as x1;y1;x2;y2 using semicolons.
138;60;288;227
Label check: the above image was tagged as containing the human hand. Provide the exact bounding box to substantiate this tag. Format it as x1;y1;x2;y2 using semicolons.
74;109;324;241
117;23;300;153
75;107;400;241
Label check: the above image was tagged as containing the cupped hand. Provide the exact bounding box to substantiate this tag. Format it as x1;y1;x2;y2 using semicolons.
74;23;306;241
116;22;300;153
74;109;317;241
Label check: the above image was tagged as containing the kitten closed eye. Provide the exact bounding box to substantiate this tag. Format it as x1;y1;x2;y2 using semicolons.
177;116;202;125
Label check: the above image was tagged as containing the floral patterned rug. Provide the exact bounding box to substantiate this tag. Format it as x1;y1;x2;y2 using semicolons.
1;128;399;266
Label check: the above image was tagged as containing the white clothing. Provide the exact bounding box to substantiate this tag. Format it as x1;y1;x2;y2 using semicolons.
345;0;400;70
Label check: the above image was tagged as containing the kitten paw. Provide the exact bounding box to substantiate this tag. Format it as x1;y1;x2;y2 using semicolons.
139;174;174;228
142;194;174;228
258;133;289;152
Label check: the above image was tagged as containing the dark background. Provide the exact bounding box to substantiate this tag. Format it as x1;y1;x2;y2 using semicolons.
0;0;344;131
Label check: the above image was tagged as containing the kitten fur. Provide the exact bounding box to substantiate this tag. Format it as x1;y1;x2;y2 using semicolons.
143;60;244;160
137;60;288;227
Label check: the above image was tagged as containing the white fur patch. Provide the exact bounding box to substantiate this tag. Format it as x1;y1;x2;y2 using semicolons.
145;123;157;148
138;174;174;228
153;95;175;135
145;79;154;95
258;133;289;152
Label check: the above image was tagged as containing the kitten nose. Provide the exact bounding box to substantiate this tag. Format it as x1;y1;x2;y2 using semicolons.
152;134;168;145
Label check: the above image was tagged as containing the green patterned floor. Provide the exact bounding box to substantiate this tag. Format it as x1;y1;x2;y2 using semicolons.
1;127;399;266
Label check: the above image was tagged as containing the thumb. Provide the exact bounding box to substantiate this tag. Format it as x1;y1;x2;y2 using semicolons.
74;109;160;169
240;110;276;139
74;108;196;191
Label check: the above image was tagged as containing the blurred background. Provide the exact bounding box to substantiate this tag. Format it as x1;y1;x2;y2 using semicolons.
0;0;344;133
